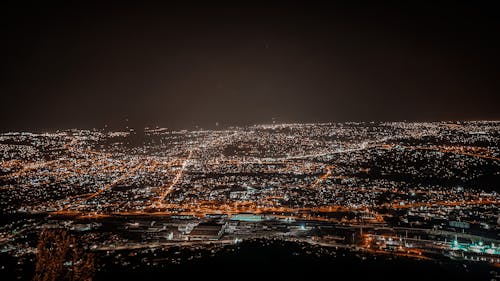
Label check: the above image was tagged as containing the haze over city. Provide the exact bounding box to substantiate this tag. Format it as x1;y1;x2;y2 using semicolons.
2;1;500;131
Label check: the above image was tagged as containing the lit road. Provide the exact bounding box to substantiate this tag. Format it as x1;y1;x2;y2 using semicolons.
153;149;194;209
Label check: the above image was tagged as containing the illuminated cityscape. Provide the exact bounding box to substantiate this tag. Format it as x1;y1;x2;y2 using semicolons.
0;121;499;279
3;0;500;279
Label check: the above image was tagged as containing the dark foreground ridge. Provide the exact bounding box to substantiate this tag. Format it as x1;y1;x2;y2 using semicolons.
95;239;495;281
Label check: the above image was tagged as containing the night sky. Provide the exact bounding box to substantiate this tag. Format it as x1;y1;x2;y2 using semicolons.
2;1;500;131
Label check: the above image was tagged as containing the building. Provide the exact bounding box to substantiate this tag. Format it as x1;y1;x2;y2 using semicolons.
188;222;226;240
230;213;264;222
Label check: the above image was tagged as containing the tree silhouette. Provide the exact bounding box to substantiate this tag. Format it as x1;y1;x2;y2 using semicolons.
33;229;94;281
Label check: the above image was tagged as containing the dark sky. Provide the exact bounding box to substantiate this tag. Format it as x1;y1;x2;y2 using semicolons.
2;1;500;131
